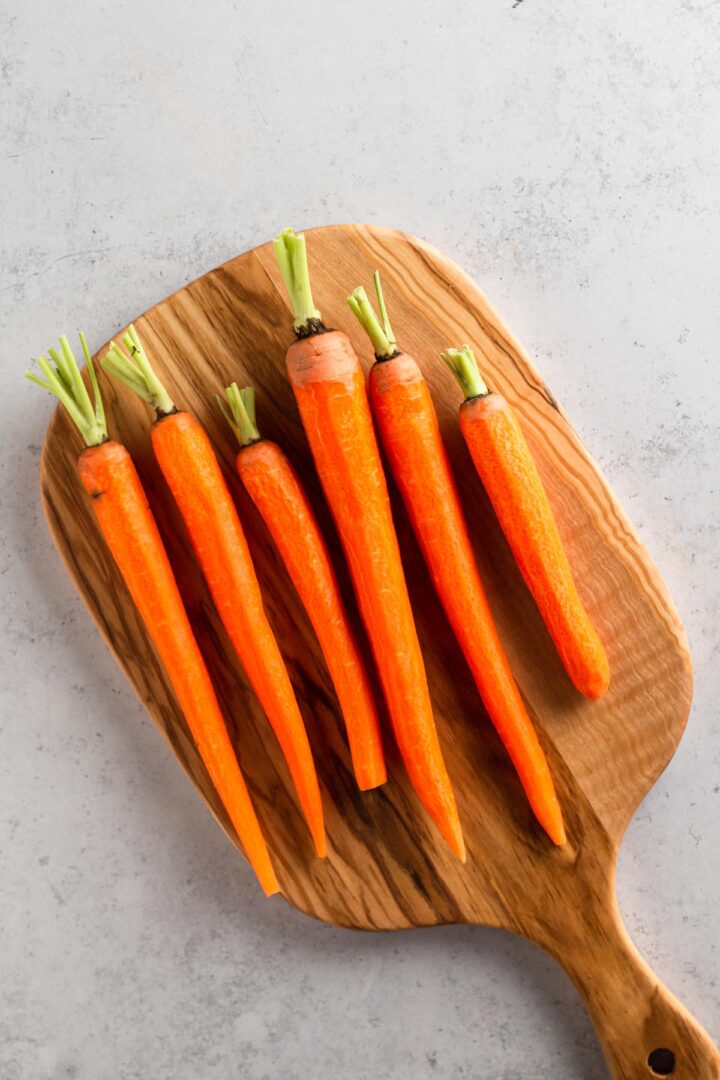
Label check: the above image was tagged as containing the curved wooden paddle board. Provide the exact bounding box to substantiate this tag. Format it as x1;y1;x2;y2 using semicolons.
39;225;718;1079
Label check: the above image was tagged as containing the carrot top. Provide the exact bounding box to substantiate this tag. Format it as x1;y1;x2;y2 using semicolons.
347;271;398;361
102;325;175;417
272;228;325;336
441;345;490;401
217;384;261;447
26;333;108;447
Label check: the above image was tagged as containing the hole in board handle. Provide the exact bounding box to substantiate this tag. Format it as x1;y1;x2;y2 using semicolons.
647;1047;676;1075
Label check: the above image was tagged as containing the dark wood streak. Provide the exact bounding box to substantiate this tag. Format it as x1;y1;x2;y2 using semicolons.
39;224;718;1079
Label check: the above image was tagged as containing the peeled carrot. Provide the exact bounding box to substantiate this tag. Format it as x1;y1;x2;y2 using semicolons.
26;335;279;895
348;274;565;845
273;228;464;861
442;346;610;701
218;384;386;791
102;327;325;857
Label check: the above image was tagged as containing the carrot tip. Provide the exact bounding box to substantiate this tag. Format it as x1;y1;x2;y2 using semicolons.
449;831;467;864
314;835;328;859
584;670;611;700
540;803;567;847
551;823;568;847
357;773;388;792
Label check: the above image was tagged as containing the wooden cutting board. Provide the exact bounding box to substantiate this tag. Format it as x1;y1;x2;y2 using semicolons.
39;225;718;1079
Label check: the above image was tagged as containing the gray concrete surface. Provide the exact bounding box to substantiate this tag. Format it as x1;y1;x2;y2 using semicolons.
2;1;719;1077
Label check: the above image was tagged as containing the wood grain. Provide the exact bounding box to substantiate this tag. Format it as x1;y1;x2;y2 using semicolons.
39;225;718;1079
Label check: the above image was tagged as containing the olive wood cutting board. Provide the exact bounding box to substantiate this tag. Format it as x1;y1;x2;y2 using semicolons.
39;225;719;1079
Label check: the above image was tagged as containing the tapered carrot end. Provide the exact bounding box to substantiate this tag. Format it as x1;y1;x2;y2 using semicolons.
297;786;326;857
357;775;387;793
572;648;611;700
295;782;327;858
444;821;467;863
306;795;327;858
428;794;466;861
537;797;567;847
248;851;281;896
584;662;611;701
548;815;568;848
313;832;328;859
260;871;282;898
453;832;468;864
355;762;388;792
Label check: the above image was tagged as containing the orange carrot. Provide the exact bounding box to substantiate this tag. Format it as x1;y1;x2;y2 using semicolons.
348;274;565;845
26;335;279;895
273;228;464;861
218;384;386;791
102;326;325;857
442;346;610;701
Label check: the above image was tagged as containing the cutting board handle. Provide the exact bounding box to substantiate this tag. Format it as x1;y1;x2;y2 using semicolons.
545;894;720;1080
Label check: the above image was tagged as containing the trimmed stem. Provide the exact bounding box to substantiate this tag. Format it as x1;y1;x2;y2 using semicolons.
101;324;175;417
440;345;489;400
217;383;262;447
80;331;106;436
272;228;323;334
347;270;397;360
25;334;108;447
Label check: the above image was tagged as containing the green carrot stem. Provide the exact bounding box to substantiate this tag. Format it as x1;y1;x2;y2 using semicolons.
101;324;175;417
347;270;397;360
440;346;489;401
272;228;323;334
25;334;108;447
217;383;261;447
80;332;106;435
372;271;396;349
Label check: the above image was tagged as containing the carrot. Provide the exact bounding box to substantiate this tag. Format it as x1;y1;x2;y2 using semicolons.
26;335;279;895
348;274;565;845
218;384;386;791
442;345;610;701
102;326;326;857
273;228;464;861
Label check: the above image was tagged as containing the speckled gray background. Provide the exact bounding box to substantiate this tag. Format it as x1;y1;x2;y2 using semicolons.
1;1;718;1078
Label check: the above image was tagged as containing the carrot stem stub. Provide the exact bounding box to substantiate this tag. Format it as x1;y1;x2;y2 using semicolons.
272;228;324;335
443;346;610;701
217;384;261;447
348;274;566;846
347;272;397;360
26;337;279;896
